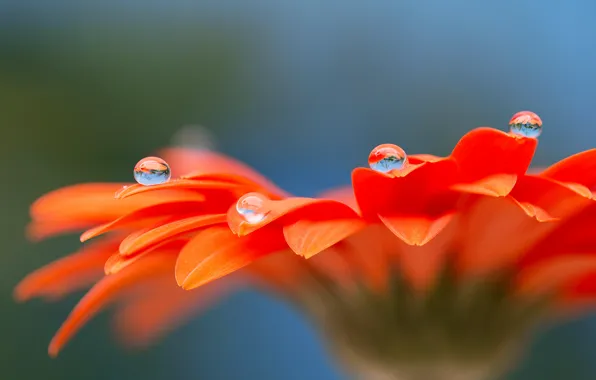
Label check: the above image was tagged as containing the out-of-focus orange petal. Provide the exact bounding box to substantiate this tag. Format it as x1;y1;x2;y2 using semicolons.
227;197;360;237
520;203;596;268
516;255;596;297
510;175;592;219
283;218;366;258
451;174;518;197
27;220;98;242
246;251;309;294
112;275;236;348
119;214;227;256
394;218;458;291
450;127;537;182
31;183;129;221
175;226;287;290
341;225;400;292
379;213;455;247
317;186;360;213
160;148;289;197
48;252;176;357
457;196;557;277
541;149;596;189
14;238;118;302
81;201;206;242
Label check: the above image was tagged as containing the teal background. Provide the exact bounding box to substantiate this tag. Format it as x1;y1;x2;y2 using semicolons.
2;1;596;379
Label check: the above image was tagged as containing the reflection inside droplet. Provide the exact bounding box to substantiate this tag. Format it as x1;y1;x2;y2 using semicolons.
133;157;171;186
368;144;408;173
236;192;269;224
509;111;542;138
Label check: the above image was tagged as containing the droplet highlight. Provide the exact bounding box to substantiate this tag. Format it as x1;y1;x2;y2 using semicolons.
236;192;269;224
368;144;408;173
509;111;542;138
133;157;171;186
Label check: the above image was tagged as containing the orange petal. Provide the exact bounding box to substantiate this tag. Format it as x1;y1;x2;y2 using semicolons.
510;175;592;219
516;255;596;297
379;212;454;246
14;238;118;302
48;252;176;357
160;148;290;197
520;203;596;268
317;186;360;212
31;183;192;225
80;201;205;242
408;154;445;163
352;158;458;219
457;196;557;277
340;225;399;292
451;174;518;197
105;241;185;274
27;219;98;241
450;127;537;181
119;214;227;256
283;218;366;258
541;149;596;189
175;226;287;290
227;197;359;237
114;179;232;199
246;251;309;294
112;276;236;348
394;218;458;291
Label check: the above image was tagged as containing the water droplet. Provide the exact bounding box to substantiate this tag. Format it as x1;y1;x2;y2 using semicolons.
509;111;542;138
368;144;408;173
236;192;269;224
133;157;171;186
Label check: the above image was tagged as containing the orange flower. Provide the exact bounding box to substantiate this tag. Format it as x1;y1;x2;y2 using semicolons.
15;114;596;379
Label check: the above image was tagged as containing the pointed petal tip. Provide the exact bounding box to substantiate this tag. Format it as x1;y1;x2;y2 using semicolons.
379;213;454;246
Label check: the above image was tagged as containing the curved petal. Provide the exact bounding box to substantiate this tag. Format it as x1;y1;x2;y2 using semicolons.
352;158;459;220
450;127;537;182
160;148;289;197
457;196;558;277
541;149;596;189
520;203;596;268
81;201;205;242
48;252;176;357
14;238;118;302
510;175;592;219
114;180;233;199
379;212;455;246
105;241;185;274
283;217;366;258
450;174;518;197
227;197;360;237
119;214;227;256
175;226;287;290
31;183;172;225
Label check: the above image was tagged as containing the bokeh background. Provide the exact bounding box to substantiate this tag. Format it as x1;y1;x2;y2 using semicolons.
2;1;596;379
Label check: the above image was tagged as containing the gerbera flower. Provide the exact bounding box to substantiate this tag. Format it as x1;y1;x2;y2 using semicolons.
16;112;596;380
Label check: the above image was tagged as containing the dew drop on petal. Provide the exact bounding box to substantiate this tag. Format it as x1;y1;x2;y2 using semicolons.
368;144;408;173
133;157;171;186
236;192;269;224
509;111;543;138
